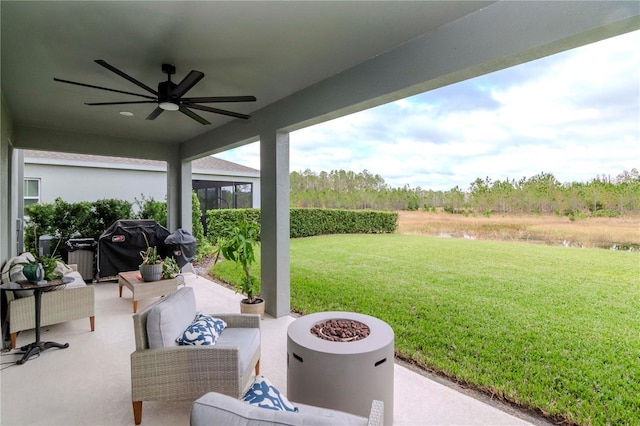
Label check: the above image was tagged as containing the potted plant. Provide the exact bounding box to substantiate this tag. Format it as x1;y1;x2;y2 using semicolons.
12;253;64;283
162;256;180;280
139;234;163;282
218;218;264;317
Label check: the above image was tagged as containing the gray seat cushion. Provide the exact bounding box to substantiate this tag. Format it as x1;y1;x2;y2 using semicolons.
216;328;261;373
146;286;197;348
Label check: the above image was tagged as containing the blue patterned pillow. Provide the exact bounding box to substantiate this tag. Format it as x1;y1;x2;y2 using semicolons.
176;314;227;346
242;375;299;412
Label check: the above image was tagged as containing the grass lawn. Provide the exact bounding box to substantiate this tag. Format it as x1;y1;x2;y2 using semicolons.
212;234;640;425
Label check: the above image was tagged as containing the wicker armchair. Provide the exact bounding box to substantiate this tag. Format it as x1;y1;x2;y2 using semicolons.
131;287;261;425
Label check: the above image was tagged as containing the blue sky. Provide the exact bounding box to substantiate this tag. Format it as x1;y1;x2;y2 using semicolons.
216;30;640;191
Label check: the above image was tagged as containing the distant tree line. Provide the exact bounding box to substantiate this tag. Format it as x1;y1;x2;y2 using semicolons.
290;168;640;217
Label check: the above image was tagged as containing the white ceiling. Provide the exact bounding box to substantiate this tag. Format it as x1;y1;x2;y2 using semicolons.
2;1;638;160
1;1;493;145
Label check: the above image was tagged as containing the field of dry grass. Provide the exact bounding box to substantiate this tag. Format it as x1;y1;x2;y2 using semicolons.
397;211;640;249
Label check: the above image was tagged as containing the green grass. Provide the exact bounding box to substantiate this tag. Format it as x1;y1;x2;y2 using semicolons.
212;234;640;425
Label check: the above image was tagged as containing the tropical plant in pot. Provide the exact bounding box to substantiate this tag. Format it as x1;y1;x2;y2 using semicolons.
139;234;163;282
218;218;263;317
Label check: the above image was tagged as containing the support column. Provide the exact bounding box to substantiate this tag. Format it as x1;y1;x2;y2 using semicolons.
166;155;192;233
13;150;24;254
260;131;290;318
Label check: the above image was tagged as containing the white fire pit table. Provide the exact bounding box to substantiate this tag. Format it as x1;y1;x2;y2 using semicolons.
287;311;394;424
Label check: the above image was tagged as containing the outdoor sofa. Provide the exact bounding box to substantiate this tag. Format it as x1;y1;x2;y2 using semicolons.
1;253;95;348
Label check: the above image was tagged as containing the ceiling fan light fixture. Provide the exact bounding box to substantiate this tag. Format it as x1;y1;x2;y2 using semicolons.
159;101;179;111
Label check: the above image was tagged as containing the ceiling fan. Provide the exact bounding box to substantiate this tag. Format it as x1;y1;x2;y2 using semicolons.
54;60;256;125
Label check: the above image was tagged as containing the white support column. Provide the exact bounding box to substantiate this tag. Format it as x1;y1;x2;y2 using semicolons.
166;155;193;233
260;131;290;318
13;150;24;254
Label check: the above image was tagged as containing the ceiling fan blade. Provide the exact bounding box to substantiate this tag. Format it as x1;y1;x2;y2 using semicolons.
171;70;205;98
95;59;158;96
179;106;211;125
181;96;256;103
54;78;156;100
183;103;251;120
146;107;164;120
85;101;157;106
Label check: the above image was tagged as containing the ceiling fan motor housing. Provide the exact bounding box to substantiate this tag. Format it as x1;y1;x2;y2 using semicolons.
158;80;178;104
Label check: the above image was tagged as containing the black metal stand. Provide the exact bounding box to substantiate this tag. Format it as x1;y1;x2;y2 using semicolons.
16;287;69;364
1;280;70;365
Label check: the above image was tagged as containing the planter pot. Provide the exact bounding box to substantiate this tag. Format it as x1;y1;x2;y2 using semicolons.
23;263;44;283
139;263;163;282
240;298;265;319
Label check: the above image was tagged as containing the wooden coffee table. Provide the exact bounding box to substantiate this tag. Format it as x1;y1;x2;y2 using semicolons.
118;271;180;313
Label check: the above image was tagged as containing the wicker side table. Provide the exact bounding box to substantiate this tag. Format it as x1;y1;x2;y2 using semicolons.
118;271;180;313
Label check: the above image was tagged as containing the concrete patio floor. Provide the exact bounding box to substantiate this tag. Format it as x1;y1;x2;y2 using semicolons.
1;274;548;425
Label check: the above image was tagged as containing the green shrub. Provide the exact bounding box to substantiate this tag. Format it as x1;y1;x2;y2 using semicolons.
92;199;134;235
206;208;261;243
290;208;397;237
134;194;167;226
191;191;214;260
24;198;134;255
24;198;94;255
591;209;621;218
206;208;397;242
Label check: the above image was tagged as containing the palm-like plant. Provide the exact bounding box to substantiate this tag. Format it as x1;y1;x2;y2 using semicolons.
219;219;260;303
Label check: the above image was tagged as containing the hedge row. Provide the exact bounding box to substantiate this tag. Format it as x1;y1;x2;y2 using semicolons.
205;209;262;243
23;194;207;259
24;198;137;255
206;208;398;242
290;208;398;237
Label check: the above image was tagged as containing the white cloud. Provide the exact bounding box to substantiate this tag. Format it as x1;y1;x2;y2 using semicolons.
216;30;640;191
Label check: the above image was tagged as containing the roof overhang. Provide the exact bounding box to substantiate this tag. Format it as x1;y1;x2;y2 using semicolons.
2;1;639;161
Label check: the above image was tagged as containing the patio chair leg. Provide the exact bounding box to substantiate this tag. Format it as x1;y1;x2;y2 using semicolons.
133;401;142;425
255;359;260;375
90;316;95;331
10;333;16;349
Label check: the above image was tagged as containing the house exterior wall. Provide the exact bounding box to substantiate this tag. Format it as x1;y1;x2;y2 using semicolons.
24;160;261;207
25;163;165;204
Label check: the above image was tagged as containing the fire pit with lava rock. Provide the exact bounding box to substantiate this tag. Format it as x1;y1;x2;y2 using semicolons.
310;319;370;342
287;311;394;424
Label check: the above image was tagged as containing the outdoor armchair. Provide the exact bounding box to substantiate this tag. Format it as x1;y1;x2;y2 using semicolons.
130;286;261;424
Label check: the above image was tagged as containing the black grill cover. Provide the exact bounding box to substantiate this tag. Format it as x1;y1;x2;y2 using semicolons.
97;220;170;278
164;229;197;268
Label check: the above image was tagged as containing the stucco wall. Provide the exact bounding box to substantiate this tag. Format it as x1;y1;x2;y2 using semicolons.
25;163;166;203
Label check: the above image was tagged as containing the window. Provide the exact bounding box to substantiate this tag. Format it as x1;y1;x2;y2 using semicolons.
193;180;253;212
235;184;252;208
24;178;41;210
193;180;254;235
